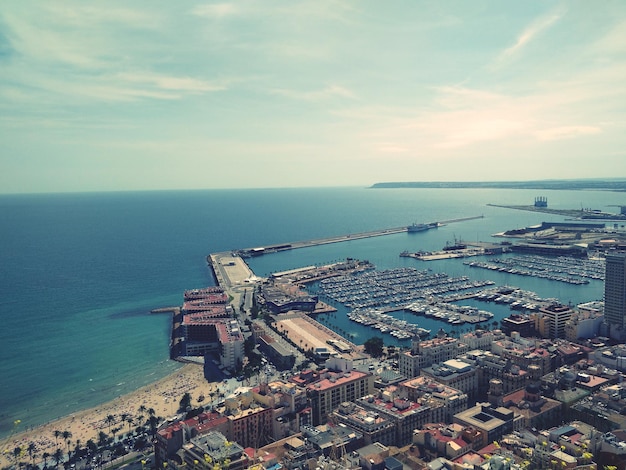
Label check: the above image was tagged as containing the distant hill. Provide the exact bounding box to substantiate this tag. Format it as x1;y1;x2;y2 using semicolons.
370;179;626;191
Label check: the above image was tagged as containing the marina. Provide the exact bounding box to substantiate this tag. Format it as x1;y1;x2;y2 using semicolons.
308;266;499;339
312;266;496;310
464;254;605;285
347;309;431;339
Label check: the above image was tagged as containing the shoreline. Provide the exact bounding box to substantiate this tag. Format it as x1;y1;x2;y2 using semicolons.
1;363;217;468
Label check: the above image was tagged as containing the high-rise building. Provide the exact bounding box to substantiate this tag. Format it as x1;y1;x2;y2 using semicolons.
605;252;626;336
539;304;574;339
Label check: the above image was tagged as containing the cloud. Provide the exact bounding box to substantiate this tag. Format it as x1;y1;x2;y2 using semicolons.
192;3;238;19
491;7;566;68
534;126;602;141
376;143;409;154
116;72;227;93
271;85;357;101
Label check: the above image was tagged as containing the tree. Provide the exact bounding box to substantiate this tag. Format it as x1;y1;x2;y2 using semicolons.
363;337;384;358
120;413;129;430
73;440;82;461
53;430;62;447
86;440;97;455
97;431;109;449
53;448;63;468
42;451;50;469
13;446;24;467
179;392;192;412
27;442;37;465
105;414;115;435
62;430;72;456
112;427;121;443
148;415;159;438
125;416;134;435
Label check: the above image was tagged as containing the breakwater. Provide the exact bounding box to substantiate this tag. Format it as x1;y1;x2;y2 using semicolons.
235;215;484;257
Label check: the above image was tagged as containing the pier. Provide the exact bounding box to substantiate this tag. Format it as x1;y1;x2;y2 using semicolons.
235;215;484;257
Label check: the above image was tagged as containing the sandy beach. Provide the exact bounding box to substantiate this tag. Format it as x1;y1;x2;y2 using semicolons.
1;363;219;468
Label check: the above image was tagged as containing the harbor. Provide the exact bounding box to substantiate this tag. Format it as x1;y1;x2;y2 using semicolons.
209;215;605;347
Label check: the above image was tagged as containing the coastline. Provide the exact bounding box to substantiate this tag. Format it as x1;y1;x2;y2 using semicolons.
1;363;216;468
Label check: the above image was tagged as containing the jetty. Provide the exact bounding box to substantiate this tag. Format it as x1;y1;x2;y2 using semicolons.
233;215;484;258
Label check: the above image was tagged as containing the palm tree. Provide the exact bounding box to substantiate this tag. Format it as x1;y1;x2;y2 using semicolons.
148;415;159;438
111;427;121;443
86;440;97;455
73;440;82;461
125;416;134;435
62;430;72;457
27;442;37;466
105;414;115;435
53;448;63;468
138;404;147;418
53;430;62;447
13;446;23;467
97;431;109;449
42;451;50;469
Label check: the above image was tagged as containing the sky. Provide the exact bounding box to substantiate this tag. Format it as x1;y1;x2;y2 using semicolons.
1;1;625;193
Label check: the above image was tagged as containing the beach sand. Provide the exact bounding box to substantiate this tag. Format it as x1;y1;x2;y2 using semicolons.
1;363;220;468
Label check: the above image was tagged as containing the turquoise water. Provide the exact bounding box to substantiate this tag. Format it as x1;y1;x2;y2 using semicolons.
0;187;618;436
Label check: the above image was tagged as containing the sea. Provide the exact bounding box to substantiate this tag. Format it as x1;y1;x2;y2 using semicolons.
0;186;621;437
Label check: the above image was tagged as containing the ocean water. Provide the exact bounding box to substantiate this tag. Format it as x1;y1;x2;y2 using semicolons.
0;187;619;436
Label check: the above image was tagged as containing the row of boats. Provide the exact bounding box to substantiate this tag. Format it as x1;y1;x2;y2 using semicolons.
404;300;494;325
347;309;431;339
315;267;495;310
463;254;605;285
474;288;557;311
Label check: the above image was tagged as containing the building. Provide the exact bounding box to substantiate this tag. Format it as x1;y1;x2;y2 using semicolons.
399;334;468;378
398;376;467;423
305;369;374;425
251;380;310;440
251;321;297;371
564;307;605;341
218;320;245;371
179;431;247;470
221;393;274;449
300;423;364;457
331;401;396;446
413;423;479;461
499;384;562;431
155;412;229;467
492;335;555;375
453;403;515;449
460;349;530;398
605;252;626;339
459;329;505;350
501;314;536;337
356;389;433;446
421;359;479;400
539;304;574;339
